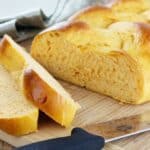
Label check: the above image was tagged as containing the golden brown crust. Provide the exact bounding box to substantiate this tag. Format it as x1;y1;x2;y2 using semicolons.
69;5;113;23
137;23;150;42
40;21;90;36
0;110;38;136
135;23;150;57
59;21;89;32
69;5;111;21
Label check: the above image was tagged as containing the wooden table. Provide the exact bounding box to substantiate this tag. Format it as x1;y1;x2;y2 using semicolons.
0;39;150;150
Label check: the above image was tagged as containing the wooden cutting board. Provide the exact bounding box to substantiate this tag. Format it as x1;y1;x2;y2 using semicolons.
0;40;149;150
0;80;150;148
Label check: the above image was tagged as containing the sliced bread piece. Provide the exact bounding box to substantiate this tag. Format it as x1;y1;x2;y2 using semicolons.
0;35;80;127
0;39;38;136
31;21;150;104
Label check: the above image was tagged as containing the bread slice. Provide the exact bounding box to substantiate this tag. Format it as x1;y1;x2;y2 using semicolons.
0;35;80;127
0;41;38;136
70;0;150;28
31;21;150;104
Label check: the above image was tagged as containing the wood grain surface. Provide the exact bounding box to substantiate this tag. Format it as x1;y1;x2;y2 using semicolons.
0;39;149;150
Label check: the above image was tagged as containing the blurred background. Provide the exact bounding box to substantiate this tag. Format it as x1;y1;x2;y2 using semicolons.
0;0;58;17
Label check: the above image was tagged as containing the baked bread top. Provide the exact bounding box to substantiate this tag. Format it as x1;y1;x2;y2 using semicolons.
111;0;150;12
39;21;150;58
70;0;150;28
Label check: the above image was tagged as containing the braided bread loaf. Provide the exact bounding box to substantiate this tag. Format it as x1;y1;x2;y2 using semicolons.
31;0;150;104
31;21;150;104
